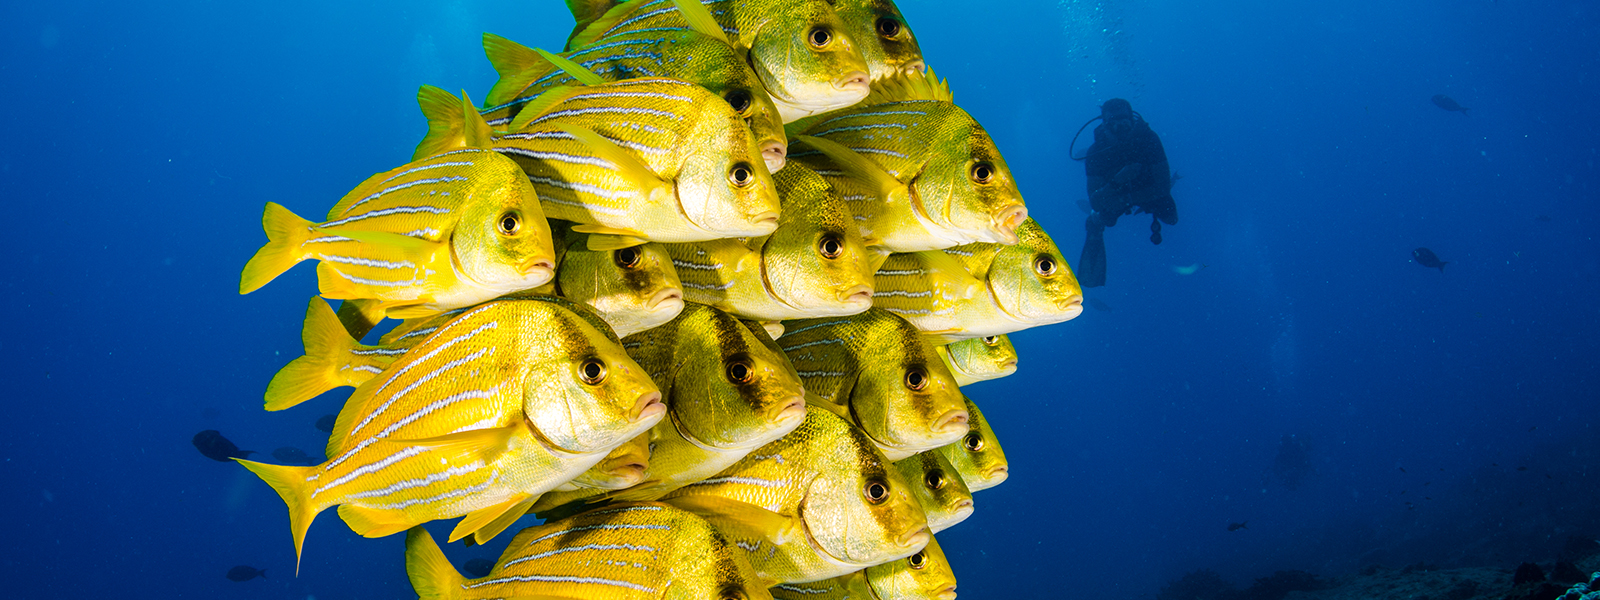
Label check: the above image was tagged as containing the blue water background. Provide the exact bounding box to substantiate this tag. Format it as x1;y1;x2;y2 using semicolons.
1;1;1596;598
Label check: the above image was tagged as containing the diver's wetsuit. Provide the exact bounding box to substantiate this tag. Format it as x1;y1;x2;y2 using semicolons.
1078;100;1177;288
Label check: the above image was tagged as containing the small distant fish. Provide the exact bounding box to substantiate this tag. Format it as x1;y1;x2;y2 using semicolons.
462;558;494;578
1517;466;1528;471
1087;298;1113;313
1399;467;1407;473
1412;247;1448;272
271;447;318;466
1527;426;1537;432
226;565;266;581
1431;94;1470;117
192;430;254;463
1535;215;1552;222
1174;263;1207;275
1228;521;1248;532
314;414;336;433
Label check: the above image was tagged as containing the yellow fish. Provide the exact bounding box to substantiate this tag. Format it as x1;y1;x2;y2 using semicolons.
666;163;876;322
416;82;781;247
404;503;774;600
536;222;685;338
772;536;959;600
778;308;969;460
933;395;1007;492
834;0;926;81
664;406;930;585
531;302;808;516
566;0;872;122
236;296;664;570
937;334;1019;386
238;146;556;319
788;69;1028;252
479;30;789;173
874;218;1082;344
892;450;974;533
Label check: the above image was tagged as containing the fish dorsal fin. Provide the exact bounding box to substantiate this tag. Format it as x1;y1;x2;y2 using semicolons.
507;85;588;131
382;423;522;465
536;47;605;86
459;90;495;149
556;123;672;200
568;0;650;51
672;0;731;45
565;0;622;37
860;66;952;106
483;33;554;106
795;134;909;198
413;85;466;161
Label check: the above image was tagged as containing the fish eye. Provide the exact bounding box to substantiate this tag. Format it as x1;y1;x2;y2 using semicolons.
904;366;929;391
963;432;984;452
875;17;902;38
969;162;996;184
725;356;755;384
725;90;753;115
864;479;890;504
808;27;833;48
729;163;756;188
924;469;947;490
908;550;928;569
719;587;748;600
1034;255;1058;276
498;211;523;236
578;359;607;385
613;246;643;269
981;336;1000;346
818;234;844;259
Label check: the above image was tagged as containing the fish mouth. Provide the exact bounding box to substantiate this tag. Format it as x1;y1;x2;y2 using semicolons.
900;60;927;75
647;288;684;312
838;284;874;306
631;392;666;422
1058;294;1085;321
896;524;931;551
998;359;1018;371
991;205;1028;244
747;210;781;232
760;140;787;173
932;500;975;533
599;461;648;488
972;465;1008;491
932;409;970;436
520;257;556;280
767;395;808;426
833;71;871;94
933;585;957;600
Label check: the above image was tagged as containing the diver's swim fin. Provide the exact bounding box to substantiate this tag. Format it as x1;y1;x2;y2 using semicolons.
1150;217;1163;245
1079;218;1107;288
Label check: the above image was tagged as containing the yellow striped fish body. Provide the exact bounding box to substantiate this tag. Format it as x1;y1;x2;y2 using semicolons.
934;218;1083;342
542;223;686;338
532;302;808;515
891;451;973;533
236;297;665;564
403;503;774;600
481;30;789;173
789;97;1028;251
772;536;957;600
666;163;875;321
833;0;924;81
933;395;1007;492
777;308;969;460
938;334;1018;386
871;249;996;340
663;406;930;585
239;149;556;318
492;78;781;243
569;0;871;122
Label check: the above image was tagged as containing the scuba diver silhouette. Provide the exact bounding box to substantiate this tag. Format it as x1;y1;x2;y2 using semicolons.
1069;98;1178;288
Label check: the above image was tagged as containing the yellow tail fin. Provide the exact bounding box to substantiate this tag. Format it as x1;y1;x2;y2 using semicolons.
264;298;358;411
240;203;314;294
234;459;321;574
414;85;466;161
405;527;467;600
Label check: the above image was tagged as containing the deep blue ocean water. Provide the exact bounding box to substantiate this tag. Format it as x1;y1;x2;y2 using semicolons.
2;1;1596;598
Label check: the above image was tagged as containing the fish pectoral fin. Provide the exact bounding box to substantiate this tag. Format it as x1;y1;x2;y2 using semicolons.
338;504;413;538
662;495;798;546
555;123;671;199
507;85;588;130
449;493;536;544
567;0;643;50
804;390;851;421
382;304;448;321
384;424;522;464
572;229;649;251
670;0;732;45
795;135;908;200
533;47;604;86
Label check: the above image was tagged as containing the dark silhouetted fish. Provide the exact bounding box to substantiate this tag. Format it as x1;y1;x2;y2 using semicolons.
1087;298;1113;313
1227;521;1248;532
192;430;254;462
271;447;318;466
462;558;495;578
1431;94;1470;116
226;565;266;581
314;414;336;433
1412;247;1448;272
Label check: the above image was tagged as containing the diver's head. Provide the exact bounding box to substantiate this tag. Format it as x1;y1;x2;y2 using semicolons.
1100;98;1135;134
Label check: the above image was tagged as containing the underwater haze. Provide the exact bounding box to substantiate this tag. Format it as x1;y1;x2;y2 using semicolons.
2;0;1597;599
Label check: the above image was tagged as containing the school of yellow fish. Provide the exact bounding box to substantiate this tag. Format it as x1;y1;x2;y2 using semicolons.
236;0;1083;597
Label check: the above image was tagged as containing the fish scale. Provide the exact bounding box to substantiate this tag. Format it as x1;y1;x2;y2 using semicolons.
405;502;774;600
777;308;969;460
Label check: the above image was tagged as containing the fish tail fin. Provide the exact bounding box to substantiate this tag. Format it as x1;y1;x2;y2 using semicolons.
265;298;359;411
1438;262;1448;273
482;32;550;106
259;569;267;579
240;203;314;294
234;459;322;575
414;85;467;161
405;527;467;599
